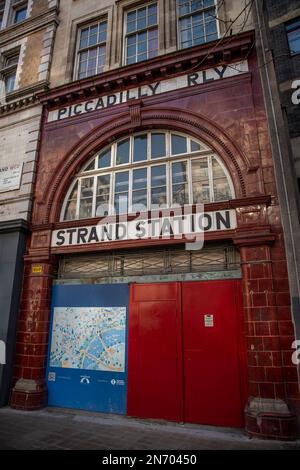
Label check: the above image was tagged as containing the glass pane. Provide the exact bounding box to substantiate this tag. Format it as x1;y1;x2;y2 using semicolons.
138;31;147;44
172;161;187;184
64;199;77;220
69;181;79;200
191;140;201;151
137;40;147;53
84;160;95;171
79;34;88;49
137;7;147;19
96;195;109;216
115;171;129;192
116;139;130;165
151;165;167;207
172;162;188;205
288;30;300;54
137;52;147;62
151;187;167;207
127;20;136;34
133;168;147;189
192;159;210;203
115;193;128;214
79;198;93;219
173;183;189;205
132;189;147;212
151;133;166;158
98;149;111;168
212;157;232;201
133;134;148;161
151;165;166;187
171;134;187;154
80;177;94;198
14;7;27;23
137;16;147;30
128;35;136;45
97;174;110;194
5;73;16;93
191;0;203;12
115;171;129;214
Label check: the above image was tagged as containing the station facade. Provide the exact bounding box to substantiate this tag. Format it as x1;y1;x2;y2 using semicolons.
7;1;300;440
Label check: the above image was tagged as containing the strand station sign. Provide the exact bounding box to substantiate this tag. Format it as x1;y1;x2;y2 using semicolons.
48;61;249;122
51;209;237;248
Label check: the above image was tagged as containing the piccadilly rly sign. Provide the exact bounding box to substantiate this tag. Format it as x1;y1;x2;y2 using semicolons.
48;60;249;122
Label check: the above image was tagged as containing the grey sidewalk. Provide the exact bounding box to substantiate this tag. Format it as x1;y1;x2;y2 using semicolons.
0;407;299;450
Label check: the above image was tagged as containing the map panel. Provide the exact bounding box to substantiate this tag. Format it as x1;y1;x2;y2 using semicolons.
49;307;126;372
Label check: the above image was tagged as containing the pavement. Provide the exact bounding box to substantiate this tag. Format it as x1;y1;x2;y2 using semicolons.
0;407;299;450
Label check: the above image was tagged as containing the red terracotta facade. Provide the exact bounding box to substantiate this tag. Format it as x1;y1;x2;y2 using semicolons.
10;31;300;440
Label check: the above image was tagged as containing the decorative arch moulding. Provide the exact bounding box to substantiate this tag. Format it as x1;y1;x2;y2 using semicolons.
37;31;255;109
41;108;259;225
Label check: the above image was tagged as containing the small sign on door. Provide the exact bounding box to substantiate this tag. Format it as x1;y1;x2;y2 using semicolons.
204;314;214;327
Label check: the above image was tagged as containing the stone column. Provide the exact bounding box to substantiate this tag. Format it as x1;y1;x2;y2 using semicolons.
10;256;57;410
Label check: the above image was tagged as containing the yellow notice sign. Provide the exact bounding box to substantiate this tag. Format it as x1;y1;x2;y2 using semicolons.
32;265;43;274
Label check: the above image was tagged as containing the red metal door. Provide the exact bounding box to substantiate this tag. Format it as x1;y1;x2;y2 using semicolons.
182;280;246;427
128;280;246;427
127;283;182;421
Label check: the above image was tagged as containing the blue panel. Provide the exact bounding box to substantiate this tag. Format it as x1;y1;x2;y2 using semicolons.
46;284;130;414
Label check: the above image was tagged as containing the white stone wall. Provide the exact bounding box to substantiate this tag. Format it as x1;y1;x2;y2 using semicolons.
49;0;255;88
0;105;42;222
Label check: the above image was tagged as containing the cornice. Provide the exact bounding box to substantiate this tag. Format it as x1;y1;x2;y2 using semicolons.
0;80;48;115
38;30;255;108
0;7;59;48
0;219;30;233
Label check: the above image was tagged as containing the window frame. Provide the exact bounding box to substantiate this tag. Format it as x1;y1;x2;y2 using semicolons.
12;0;27;24
123;1;159;66
74;16;108;81
176;0;219;51
61;131;235;221
0;48;20;95
286;17;300;56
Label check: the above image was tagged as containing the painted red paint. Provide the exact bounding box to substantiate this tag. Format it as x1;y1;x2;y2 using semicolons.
182;280;246;427
128;280;246;427
127;283;181;421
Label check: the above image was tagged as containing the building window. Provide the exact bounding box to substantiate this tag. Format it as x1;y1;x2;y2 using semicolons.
1;50;19;94
12;0;27;23
62;131;234;221
177;0;218;49
125;2;158;65
0;1;5;29
286;18;300;55
76;19;107;80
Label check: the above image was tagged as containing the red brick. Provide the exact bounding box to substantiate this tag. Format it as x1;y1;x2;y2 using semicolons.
263;336;281;351
255;321;270;336
274;382;285;399
286;382;300;399
278;321;295;336
248;366;266;382
252;292;267;307
256;351;272;367
283;366;299;382
275;293;291;307
265;367;283;382
259;382;275;398
271;351;283;366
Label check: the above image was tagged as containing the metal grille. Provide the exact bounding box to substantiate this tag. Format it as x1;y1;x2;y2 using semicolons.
58;244;240;279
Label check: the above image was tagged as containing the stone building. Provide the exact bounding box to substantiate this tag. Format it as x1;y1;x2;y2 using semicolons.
5;0;300;440
0;0;59;405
